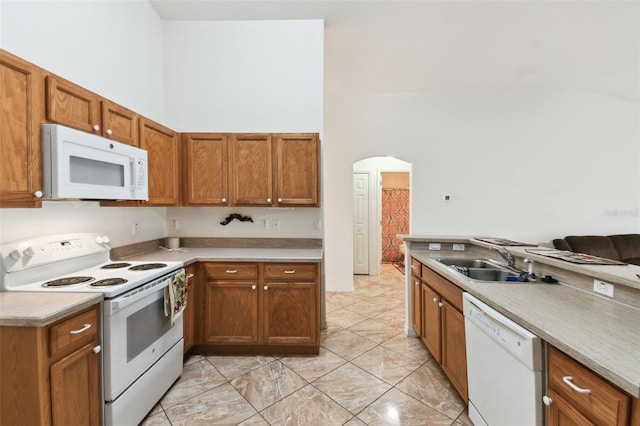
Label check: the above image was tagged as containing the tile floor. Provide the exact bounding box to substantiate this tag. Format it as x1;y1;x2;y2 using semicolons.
140;264;471;426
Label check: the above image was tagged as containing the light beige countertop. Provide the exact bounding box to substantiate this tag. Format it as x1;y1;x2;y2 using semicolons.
0;292;103;327
118;247;323;265
411;249;640;398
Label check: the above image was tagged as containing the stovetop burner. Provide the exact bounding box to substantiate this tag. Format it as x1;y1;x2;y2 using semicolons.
129;263;167;271
101;262;132;269
43;276;94;287
91;278;128;287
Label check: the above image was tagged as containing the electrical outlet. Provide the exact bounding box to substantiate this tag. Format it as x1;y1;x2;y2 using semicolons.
172;219;179;230
260;219;269;231
272;219;280;231
593;279;614;297
132;223;139;236
453;243;465;251
428;243;441;251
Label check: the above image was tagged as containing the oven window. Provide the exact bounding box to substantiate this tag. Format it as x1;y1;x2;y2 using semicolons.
70;156;125;187
126;297;172;362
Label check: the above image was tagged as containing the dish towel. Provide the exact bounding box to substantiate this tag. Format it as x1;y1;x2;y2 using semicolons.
164;268;187;325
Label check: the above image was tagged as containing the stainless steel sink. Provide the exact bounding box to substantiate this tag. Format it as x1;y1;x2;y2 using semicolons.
436;258;501;269
435;258;521;282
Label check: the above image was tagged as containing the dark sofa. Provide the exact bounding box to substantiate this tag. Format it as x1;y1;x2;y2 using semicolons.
552;234;640;266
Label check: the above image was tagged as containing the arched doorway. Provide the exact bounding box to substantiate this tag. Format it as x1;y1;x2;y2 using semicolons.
352;157;412;276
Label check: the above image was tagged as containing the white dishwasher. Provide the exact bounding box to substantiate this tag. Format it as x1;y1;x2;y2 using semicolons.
463;293;544;426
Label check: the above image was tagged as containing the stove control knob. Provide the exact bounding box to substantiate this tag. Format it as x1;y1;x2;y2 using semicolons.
102;236;110;244
95;236;106;244
9;249;23;260
23;246;35;257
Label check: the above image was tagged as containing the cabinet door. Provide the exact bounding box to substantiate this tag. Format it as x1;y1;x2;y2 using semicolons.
0;50;44;208
441;301;467;401
262;282;317;346
411;276;422;336
229;134;272;206
101;100;139;146
183;133;228;205
274;134;319;206
203;281;259;344
421;283;441;363
50;342;101;426
183;265;197;354
546;389;595;426
46;75;101;134
139;117;180;205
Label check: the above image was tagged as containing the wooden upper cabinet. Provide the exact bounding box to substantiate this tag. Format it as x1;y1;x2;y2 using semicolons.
0;50;44;208
274;133;320;207
229;134;273;206
46;74;139;146
101;100;139;146
139;117;180;206
46;75;100;134
182;133;229;206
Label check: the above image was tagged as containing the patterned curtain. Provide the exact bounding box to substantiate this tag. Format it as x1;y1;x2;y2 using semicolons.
381;188;410;262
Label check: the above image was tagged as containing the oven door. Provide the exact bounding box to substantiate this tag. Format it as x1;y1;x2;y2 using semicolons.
102;278;183;400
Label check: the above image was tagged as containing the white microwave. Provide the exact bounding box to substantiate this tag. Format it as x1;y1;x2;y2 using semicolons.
42;124;148;201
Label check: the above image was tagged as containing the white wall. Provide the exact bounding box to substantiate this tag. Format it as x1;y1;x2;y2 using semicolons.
0;0;168;246
162;20;324;132
323;1;640;291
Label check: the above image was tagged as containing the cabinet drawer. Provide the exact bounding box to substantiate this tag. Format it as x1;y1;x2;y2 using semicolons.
264;263;317;280
411;258;422;278
422;266;463;311
203;263;258;280
548;346;630;426
49;306;99;359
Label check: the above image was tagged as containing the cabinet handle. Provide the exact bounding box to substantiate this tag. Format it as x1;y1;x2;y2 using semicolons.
221;198;227;203
438;302;443;308
226;269;238;274
284;270;296;274
186;274;194;279
432;298;438;303
92;124;100;132
415;281;419;286
106;129;113;136
70;323;92;335
562;376;591;394
411;265;417;269
278;198;282;202
542;395;553;406
93;345;102;354
251;285;257;290
264;285;268;291
267;198;272;203
33;190;43;198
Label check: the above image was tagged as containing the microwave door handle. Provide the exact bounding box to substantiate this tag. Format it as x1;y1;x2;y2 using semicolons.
129;159;136;192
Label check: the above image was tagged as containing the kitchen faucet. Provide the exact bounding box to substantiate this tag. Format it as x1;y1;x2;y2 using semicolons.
490;245;516;269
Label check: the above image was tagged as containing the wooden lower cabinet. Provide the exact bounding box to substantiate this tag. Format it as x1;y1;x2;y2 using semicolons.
411;257;422;336
195;261;320;354
419;264;468;402
546;345;633;426
183;264;197;354
0;304;101;426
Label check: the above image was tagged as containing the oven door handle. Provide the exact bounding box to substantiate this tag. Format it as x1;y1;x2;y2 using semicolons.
107;278;169;314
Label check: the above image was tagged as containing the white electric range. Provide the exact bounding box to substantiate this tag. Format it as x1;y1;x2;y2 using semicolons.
0;232;185;426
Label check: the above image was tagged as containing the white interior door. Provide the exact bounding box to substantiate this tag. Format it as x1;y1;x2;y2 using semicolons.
353;173;369;274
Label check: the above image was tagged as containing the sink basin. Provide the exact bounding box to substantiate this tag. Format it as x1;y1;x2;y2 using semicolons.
436;258;501;269
435;258;521;282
